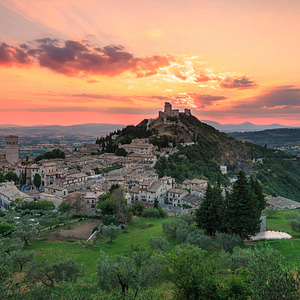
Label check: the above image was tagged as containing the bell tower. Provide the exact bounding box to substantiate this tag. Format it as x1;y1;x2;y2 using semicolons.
5;135;19;164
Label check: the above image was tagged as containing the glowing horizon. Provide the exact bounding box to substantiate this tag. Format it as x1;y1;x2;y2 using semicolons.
1;0;300;127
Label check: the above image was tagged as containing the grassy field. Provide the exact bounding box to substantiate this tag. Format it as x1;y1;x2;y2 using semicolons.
264;209;300;238
26;217;178;277
25;210;300;279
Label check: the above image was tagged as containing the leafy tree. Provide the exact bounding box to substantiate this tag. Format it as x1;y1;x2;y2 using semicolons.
65;193;84;213
160;244;218;300
0;222;16;236
290;219;300;233
179;213;195;226
162;218;186;237
0;237;24;254
132;201;145;216
20;200;54;211
102;224;121;242
141;208;161;218
176;225;196;243
58;200;72;212
25;259;84;287
33;173;42;189
102;214;117;225
223;171;261;239
5;171;18;184
217;233;242;253
97;250;160;298
185;231;212;250
246;247;300;300
11;224;38;245
11;250;35;271
262;206;278;218
149;236;169;252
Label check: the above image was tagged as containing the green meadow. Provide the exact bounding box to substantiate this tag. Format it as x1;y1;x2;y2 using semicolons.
24;209;300;280
25;217;178;277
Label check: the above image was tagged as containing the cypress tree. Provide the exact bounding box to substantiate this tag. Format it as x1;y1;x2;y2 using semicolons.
195;183;223;236
223;171;261;240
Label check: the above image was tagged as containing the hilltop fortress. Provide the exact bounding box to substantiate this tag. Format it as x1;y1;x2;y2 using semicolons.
158;102;191;121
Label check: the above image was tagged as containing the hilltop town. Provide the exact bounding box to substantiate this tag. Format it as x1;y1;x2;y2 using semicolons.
0;103;208;213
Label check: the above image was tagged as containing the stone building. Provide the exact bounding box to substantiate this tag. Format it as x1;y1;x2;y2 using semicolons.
4;135;19;164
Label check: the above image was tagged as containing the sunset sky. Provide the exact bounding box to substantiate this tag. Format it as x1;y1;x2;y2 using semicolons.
1;0;300;126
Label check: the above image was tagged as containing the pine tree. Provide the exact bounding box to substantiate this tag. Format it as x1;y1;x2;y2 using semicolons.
195;183;223;236
223;171;261;240
250;176;266;211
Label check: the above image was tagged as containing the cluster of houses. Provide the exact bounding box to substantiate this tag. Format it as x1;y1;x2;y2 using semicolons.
0;133;207;214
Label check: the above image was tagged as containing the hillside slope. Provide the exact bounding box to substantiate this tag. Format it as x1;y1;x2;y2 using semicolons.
99;115;300;201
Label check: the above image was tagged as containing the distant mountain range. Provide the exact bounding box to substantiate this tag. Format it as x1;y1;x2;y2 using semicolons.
0;121;296;136
0;123;126;136
201;120;291;132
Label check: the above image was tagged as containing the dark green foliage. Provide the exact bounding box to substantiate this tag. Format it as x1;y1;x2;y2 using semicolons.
217;234;242;253
97;250;160;297
162;218;186;237
185;231;212;250
222;171;261;239
18;200;54;211
11;250;35;271
246;247;300;300
153;198;159;209
0;172;5;183
160;244;218;300
25;259;84;287
5;171;18;184
11;224;38;245
149;236;169;252
33;173;41;189
102;224;121;242
250;176;266;211
102;214;117;226
35;149;65;162
195;184;223;236
290;219;300;232
0;222;16;236
58;200;72;212
176;226;196;243
0;237;24;254
218;270;251;300
141;208;161;218
115;148;127;156
132;201;145;216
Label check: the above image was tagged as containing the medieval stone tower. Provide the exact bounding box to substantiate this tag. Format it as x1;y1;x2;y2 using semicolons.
5;135;19;164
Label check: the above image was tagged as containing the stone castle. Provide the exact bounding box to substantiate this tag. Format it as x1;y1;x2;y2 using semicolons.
158;102;191;121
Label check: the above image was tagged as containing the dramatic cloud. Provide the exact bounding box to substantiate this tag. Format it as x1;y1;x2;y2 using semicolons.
0;42;32;66
220;76;257;89
0;38;172;77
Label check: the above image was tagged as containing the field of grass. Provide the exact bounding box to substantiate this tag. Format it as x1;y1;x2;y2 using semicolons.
26;217;178;278
264;209;300;238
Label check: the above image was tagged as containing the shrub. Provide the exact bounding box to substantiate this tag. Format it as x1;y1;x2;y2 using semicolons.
162;218;186;237
141;222;154;229
0;222;16;236
186;231;212;249
102;214;117;225
217;234;242;253
176;226;196;243
141;208;161;218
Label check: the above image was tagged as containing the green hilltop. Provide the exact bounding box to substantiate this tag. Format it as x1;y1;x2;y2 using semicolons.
98;114;300;201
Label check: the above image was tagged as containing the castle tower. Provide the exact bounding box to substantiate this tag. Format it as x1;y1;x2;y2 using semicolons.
164;102;172;114
5;135;19;164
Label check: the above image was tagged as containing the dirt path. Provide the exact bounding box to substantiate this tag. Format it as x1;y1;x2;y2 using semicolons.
45;220;102;241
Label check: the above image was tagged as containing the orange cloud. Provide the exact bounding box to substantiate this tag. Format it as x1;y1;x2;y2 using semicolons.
0;42;32;66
